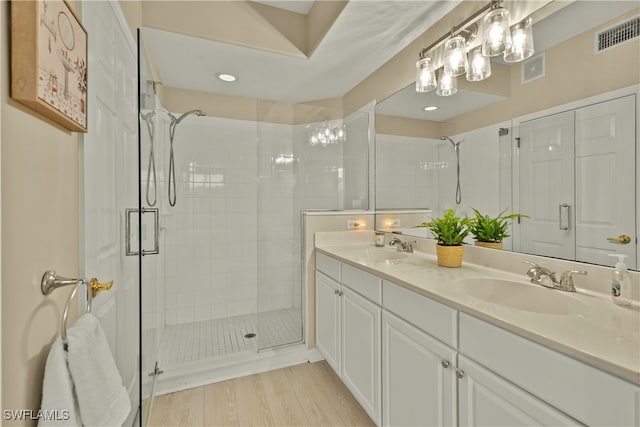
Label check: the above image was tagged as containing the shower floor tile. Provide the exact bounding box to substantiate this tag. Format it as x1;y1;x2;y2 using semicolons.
157;308;302;367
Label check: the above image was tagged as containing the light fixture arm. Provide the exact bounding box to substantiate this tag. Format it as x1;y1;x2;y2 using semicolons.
418;0;501;58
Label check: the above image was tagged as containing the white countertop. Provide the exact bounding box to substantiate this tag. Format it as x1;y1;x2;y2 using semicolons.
315;242;640;384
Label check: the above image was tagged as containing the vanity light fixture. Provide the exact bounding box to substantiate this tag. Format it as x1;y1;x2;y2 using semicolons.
436;69;457;97
467;46;492;81
216;73;237;82
482;4;512;57
444;35;469;76
423;105;439;111
504;17;534;62
416;56;437;92
414;0;534;96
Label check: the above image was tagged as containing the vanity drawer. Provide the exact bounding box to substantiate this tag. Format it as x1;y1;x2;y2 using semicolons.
316;252;341;282
341;263;382;304
459;313;639;427
382;280;457;348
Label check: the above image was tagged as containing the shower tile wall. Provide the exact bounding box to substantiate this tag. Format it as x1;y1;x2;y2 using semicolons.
376;121;511;244
376;134;440;210
157;116;346;326
161;117;259;325
152;113;361;327
257;122;297;313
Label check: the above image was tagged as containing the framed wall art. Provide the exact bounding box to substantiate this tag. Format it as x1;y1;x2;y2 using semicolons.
11;0;88;133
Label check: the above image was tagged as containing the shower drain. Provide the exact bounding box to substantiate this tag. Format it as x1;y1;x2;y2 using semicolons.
244;333;256;339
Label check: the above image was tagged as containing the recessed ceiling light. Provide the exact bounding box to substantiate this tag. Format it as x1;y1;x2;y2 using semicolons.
423;106;439;111
216;73;237;82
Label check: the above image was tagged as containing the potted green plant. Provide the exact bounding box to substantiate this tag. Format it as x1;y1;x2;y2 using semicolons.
424;208;470;267
469;208;528;249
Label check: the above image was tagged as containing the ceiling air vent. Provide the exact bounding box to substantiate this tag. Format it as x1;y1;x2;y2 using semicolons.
595;16;640;53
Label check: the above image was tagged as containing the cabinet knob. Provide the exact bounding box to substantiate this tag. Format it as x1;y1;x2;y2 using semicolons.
456;368;465;379
441;360;450;369
338;291;344;296
334;290;339;295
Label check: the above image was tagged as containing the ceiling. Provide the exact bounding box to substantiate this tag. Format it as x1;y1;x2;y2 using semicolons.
252;0;315;15
143;1;460;104
143;0;638;111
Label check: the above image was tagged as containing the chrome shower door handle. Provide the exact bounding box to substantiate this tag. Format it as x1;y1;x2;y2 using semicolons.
125;208;159;256
558;203;570;231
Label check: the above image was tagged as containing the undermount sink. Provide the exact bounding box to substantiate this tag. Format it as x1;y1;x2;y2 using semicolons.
455;277;589;315
356;248;408;265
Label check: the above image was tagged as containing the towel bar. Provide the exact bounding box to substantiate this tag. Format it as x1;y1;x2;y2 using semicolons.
41;270;114;349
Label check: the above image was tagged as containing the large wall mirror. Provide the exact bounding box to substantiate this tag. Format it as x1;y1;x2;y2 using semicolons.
374;1;639;270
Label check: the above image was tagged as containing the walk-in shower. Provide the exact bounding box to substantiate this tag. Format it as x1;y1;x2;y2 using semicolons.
138;28;371;422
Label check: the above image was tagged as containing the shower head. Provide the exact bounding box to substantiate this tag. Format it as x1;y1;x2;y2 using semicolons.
440;136;456;146
168;109;206;125
140;110;155;122
441;136;462;150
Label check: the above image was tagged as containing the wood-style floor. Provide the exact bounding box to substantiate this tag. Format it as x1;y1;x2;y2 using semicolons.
146;361;375;426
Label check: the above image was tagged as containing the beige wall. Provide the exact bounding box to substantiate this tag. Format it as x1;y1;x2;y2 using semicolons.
2;1;80;424
162;85;343;125
119;0;142;39
376;115;442;139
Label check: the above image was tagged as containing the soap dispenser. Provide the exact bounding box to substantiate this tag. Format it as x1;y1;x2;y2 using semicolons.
608;254;631;306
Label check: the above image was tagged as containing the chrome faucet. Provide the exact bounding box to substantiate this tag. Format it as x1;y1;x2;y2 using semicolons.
388;238;416;253
521;260;587;292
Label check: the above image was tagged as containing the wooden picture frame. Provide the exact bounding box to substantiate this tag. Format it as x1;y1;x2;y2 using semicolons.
11;0;88;133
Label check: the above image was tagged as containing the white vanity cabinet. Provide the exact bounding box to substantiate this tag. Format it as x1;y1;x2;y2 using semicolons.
382;310;457;427
315;253;382;425
315;271;342;373
381;279;458;426
457;355;581;426
341;285;381;424
315;251;640;427
457;312;640;427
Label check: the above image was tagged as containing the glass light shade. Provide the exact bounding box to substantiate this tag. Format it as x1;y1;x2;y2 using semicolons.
482;7;512;57
415;57;437;92
466;46;492;81
336;124;346;142
504;18;534;62
444;36;468;76
436;69;457;97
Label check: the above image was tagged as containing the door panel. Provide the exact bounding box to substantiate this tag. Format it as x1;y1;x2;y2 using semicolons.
315;272;341;373
518;111;575;259
82;2;138;423
341;287;380;424
575;95;636;268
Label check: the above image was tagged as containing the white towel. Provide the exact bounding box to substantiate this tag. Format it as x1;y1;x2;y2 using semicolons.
66;313;131;427
39;338;82;427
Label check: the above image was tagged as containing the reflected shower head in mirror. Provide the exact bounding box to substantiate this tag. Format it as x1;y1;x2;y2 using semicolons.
441;136;461;150
440;136;463;205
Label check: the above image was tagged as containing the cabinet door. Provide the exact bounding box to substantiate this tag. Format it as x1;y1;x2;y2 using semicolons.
342;286;381;425
315;272;341;374
382;311;457;427
458;356;580;427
